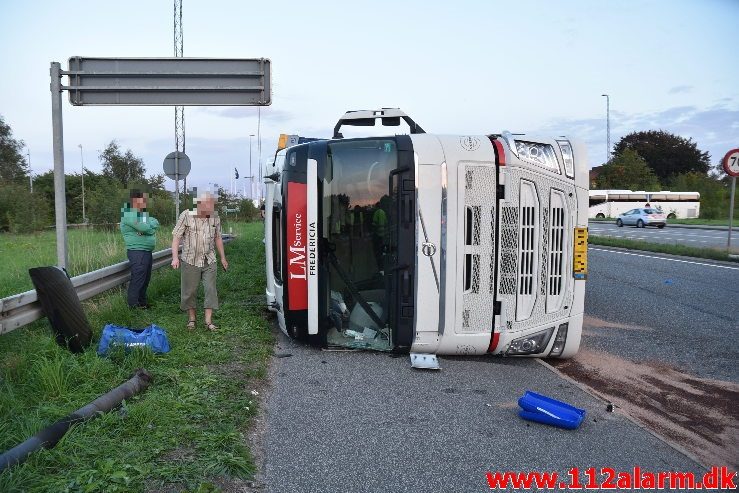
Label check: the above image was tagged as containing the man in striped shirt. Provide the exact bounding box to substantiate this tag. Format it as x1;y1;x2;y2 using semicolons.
171;191;228;330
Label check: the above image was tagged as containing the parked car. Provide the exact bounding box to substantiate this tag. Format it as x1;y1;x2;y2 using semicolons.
616;208;666;228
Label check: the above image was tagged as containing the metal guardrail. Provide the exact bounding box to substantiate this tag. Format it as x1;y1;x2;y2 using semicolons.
0;234;236;335
0;248;177;336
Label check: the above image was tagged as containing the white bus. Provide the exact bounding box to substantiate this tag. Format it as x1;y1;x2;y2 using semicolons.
589;190;700;219
263;109;588;358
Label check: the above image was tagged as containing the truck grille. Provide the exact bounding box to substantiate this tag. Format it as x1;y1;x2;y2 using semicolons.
546;189;567;312
459;165;497;333
499;206;518;295
496;169;577;331
516;180;539;321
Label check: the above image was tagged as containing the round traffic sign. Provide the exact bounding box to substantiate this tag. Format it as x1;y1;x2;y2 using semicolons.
723;148;739;177
163;151;191;180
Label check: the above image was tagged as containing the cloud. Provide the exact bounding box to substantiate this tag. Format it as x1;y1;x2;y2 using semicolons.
197;107;293;123
536;102;739;167
668;85;693;95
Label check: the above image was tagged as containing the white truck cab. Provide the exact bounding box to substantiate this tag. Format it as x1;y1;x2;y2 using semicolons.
264;109;588;358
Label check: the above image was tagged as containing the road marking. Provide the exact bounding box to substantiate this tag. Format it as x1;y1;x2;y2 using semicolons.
589;247;739;271
588;227;737;239
589;228;732;239
615;235;710;243
591;233;712;244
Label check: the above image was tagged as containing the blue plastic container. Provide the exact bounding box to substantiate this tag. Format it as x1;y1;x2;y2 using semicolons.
97;323;171;356
518;390;586;430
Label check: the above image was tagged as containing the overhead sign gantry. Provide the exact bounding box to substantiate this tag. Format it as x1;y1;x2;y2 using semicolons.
50;57;271;268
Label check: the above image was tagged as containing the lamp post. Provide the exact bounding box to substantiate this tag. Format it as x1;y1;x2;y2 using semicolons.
78;144;86;223
249;133;255;199
601;94;610;163
25;146;33;193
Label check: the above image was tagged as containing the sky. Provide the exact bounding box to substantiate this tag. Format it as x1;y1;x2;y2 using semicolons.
1;0;737;197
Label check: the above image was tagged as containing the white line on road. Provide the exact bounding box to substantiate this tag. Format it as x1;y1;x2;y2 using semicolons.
590;233;713;244
589;247;739;271
589;228;733;239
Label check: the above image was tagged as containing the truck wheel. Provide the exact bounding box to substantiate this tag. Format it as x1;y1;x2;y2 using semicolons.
28;266;93;353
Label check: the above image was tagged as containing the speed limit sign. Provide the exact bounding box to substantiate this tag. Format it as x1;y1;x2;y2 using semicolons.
723;148;739;177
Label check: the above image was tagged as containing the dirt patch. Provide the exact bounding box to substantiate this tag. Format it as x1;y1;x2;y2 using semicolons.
551;348;739;469
583;315;653;332
159;446;196;463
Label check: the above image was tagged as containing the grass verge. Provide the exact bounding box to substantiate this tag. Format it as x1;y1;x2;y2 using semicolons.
661;218;732;226
0;221;273;493
0;227;174;298
589;234;738;262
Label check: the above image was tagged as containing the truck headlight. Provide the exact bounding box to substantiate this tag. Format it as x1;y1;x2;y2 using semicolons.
506;327;554;355
548;323;569;357
515;141;559;172
556;140;575;178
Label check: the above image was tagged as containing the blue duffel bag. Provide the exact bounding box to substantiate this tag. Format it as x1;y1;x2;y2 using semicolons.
97;323;171;356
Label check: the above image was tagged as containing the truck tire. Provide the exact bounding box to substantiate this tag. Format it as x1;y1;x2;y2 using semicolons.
28;266;93;353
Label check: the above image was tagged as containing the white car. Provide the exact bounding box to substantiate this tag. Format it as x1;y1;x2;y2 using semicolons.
616;208;666;228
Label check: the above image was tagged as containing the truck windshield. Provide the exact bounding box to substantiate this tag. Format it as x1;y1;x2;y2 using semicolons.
323;139;398;350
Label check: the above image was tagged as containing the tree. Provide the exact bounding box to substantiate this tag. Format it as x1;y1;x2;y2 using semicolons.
0;182;51;232
667;172;734;220
613;130;710;182
100;141;146;187
0;115;29;182
594;149;662;191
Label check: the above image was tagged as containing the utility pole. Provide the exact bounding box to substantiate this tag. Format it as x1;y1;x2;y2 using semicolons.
78;144;86;223
25;147;33;193
50;61;68;269
257;107;262;201
249;133;255;199
174;0;185;217
601;94;610;163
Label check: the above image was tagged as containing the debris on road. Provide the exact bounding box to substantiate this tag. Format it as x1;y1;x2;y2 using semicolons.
518;390;586;430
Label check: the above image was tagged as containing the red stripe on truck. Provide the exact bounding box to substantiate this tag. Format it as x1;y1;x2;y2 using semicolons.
286;182;308;310
491;139;506;166
488;332;501;352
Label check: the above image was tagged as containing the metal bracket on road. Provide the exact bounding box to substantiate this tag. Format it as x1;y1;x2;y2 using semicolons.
410;353;441;370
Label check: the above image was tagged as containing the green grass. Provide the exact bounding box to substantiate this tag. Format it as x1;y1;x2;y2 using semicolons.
0;227;174;298
0;222;274;492
659;218;733;226
589;234;739;261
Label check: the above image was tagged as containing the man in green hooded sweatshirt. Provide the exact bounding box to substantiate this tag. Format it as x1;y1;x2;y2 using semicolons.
120;190;160;308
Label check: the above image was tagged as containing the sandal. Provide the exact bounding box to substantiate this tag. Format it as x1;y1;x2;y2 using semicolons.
186;319;196;330
204;322;219;331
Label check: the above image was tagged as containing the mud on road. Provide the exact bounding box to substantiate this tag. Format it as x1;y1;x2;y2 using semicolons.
550;346;739;469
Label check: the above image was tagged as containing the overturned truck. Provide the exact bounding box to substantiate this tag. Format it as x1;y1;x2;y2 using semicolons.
263;109;588;358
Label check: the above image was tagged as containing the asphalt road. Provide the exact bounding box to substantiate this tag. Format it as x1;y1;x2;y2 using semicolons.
551;247;739;468
262;331;704;491
259;247;738;491
583;247;739;382
589;222;738;250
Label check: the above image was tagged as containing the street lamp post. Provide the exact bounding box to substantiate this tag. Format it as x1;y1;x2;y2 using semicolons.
249;133;255;200
78;144;86;223
25;146;33;193
601;94;611;163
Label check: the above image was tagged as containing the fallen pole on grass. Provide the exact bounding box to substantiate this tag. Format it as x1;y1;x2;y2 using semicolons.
0;368;153;472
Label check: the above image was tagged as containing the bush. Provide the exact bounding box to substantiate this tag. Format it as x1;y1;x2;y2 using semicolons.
0;182;51;233
667;172;736;219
